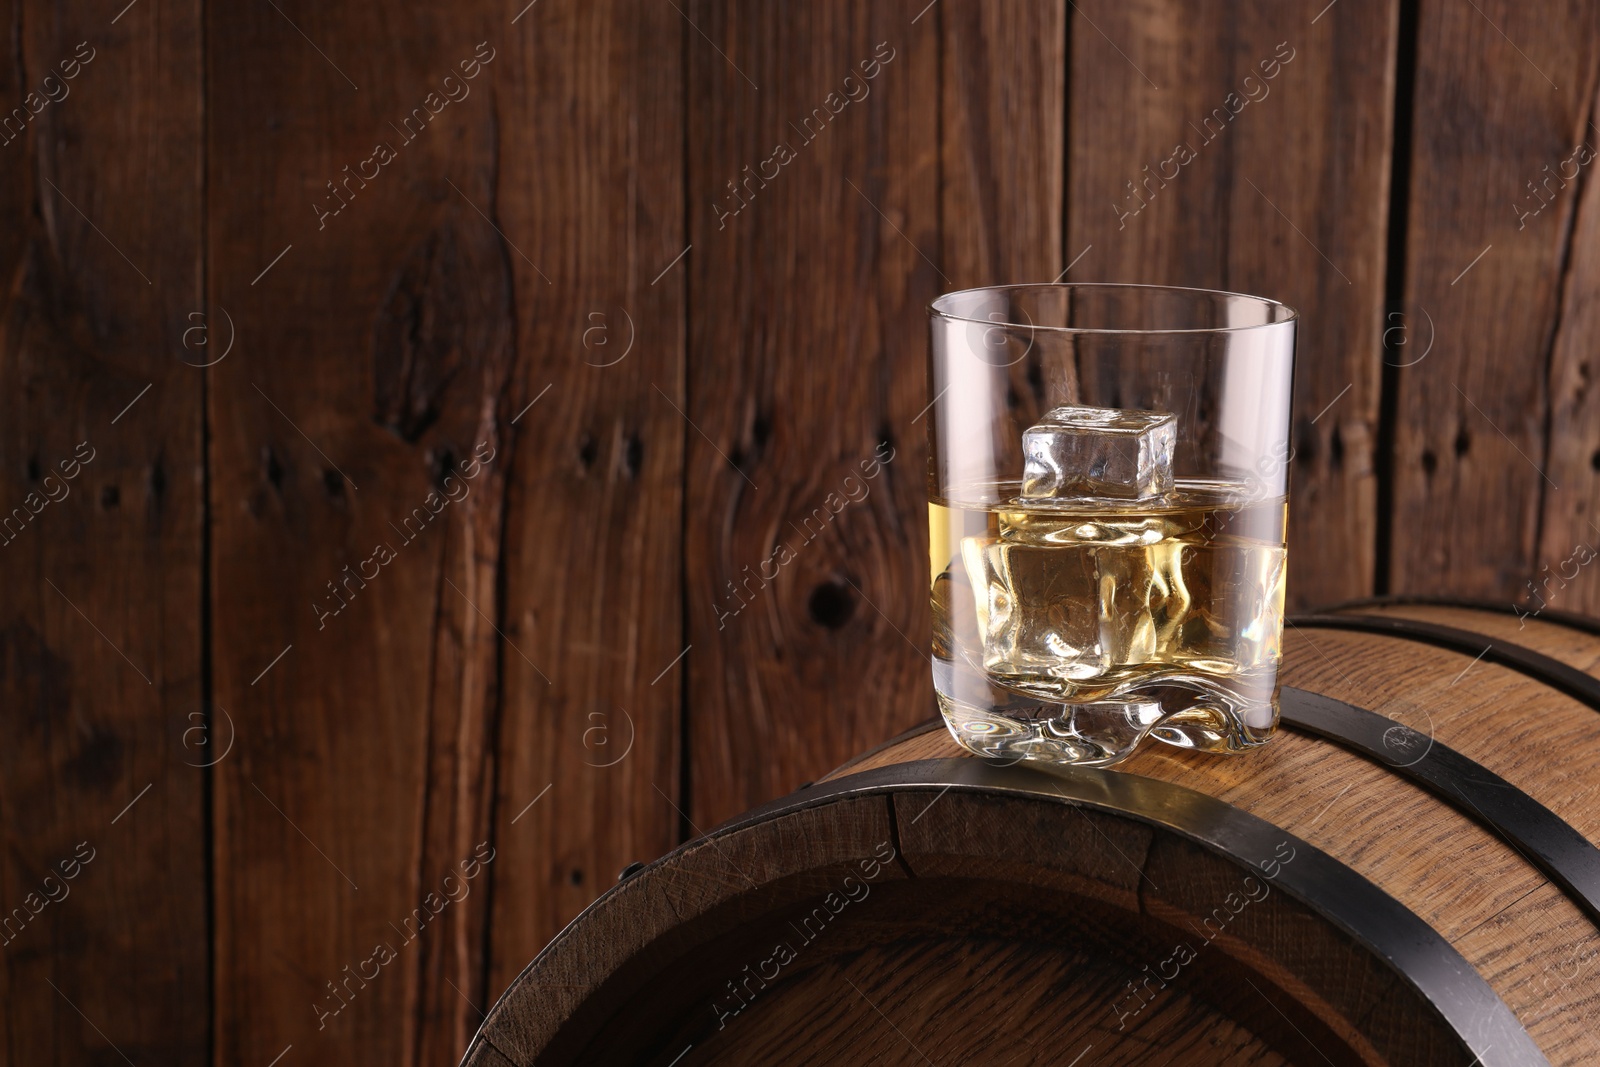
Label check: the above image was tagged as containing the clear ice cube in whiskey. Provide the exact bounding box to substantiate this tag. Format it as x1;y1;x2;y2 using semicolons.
1020;404;1177;501
931;481;1286;764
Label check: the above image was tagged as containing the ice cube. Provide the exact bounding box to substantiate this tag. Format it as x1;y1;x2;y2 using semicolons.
1165;538;1286;675
1021;404;1177;501
960;516;1200;701
960;533;1110;690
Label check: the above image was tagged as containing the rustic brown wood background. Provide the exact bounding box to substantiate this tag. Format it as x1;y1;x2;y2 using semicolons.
3;0;1597;1062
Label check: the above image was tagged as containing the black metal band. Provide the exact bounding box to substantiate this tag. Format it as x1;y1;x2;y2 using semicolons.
730;758;1544;1066
1281;687;1600;929
827;692;1600;934
1320;594;1600;638
827;688;1600;930
1292;611;1600;714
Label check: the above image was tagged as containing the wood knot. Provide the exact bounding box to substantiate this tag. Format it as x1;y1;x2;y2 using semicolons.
371;211;512;444
807;578;856;629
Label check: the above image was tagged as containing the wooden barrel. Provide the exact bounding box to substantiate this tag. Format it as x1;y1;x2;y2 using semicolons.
464;602;1600;1066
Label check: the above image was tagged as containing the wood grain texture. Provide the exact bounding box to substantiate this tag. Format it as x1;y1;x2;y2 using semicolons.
937;2;1066;458
683;1;939;827
846;744;1597;1062
1389;0;1600;596
0;1;205;1064
472;795;902;1064
1280;620;1600;1054
485;0;686;1017
838;723;1552;949
897;791;1429;1064
1537;68;1600;612
15;2;1600;1061
1455;879;1600;1067
474;764;1488;1064
688;936;1294;1067
939;0;1065;289
461;1039;519;1067
1349;600;1600;669
1066;0;1398;610
813;612;1600;1061
208;4;515;1063
1282;621;1600;851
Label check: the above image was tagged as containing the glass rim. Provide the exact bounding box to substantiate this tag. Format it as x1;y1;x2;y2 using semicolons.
929;281;1300;336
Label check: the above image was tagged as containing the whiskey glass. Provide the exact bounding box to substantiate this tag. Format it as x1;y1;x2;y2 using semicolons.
927;284;1296;766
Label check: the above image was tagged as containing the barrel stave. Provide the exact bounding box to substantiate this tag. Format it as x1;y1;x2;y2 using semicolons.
469;604;1600;1066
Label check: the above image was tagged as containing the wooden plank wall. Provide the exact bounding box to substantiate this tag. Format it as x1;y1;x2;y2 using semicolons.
1;2;206;1067
1069;0;1398;610
3;0;1600;1062
1393;0;1600;599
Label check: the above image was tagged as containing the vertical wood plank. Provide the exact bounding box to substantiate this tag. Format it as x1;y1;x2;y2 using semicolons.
684;1;939;825
938;2;1067;483
484;0;686;1012
1067;0;1398;610
0;0;205;1064
209;5;516;1062
1538;71;1600;614
1392;0;1600;598
940;1;1066;289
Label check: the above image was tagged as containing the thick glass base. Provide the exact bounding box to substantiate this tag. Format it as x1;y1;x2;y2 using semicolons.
934;659;1277;768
